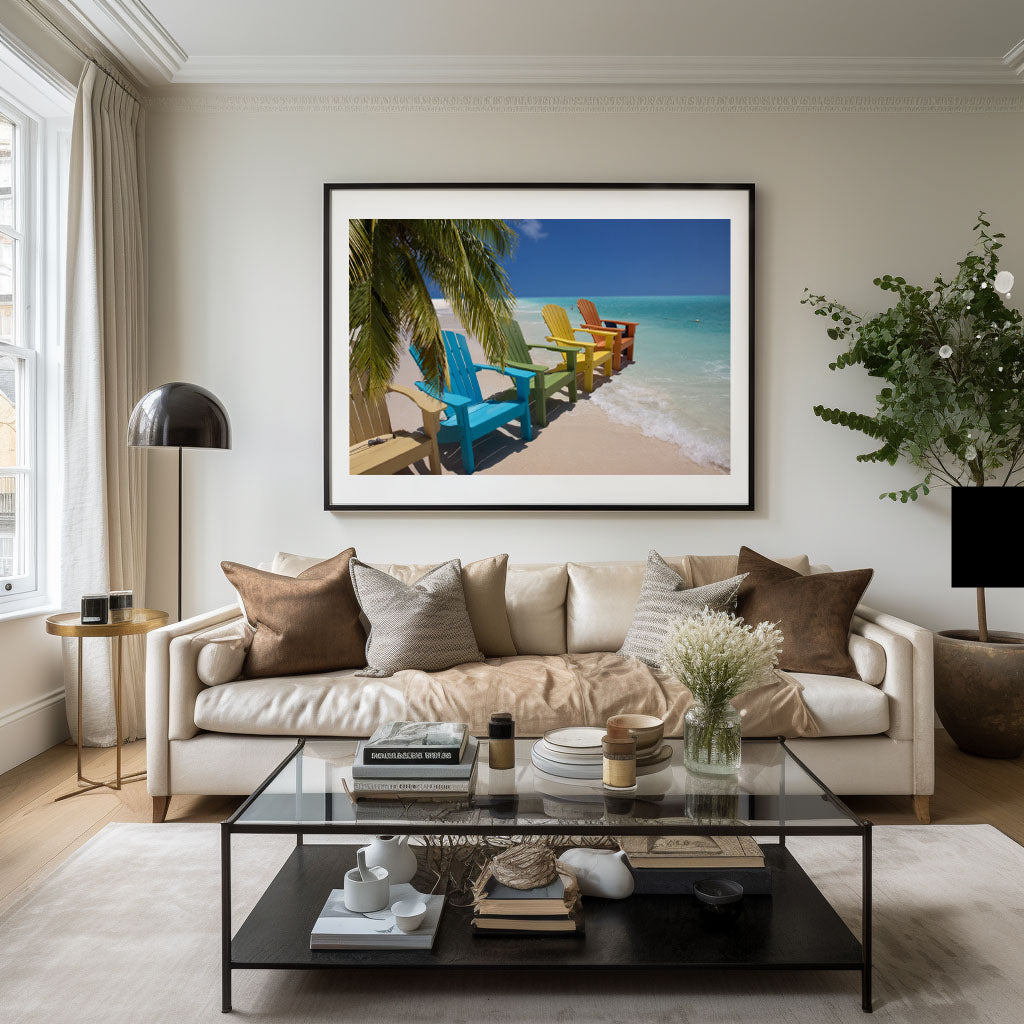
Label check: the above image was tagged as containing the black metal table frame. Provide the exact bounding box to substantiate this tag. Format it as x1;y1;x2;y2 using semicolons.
220;737;872;1014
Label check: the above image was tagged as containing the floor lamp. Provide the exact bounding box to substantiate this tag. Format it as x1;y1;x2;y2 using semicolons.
127;382;231;622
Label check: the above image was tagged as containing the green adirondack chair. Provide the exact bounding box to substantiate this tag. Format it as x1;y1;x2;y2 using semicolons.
498;320;578;427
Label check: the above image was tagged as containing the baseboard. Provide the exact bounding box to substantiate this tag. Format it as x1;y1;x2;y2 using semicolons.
0;688;69;774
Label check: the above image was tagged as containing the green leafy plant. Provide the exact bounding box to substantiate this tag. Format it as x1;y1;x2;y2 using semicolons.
349;219;517;396
803;214;1024;501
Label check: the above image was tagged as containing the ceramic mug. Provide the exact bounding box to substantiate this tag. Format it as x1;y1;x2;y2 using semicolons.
342;865;390;913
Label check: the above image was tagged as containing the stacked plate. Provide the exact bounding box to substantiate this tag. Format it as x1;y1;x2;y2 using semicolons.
530;726;672;781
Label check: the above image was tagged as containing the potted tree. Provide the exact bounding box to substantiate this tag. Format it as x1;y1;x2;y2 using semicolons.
803;214;1024;757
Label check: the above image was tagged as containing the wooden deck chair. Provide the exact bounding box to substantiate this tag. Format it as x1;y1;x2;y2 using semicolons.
578;298;637;370
411;330;535;474
498;319;578;427
541;304;615;393
349;374;445;475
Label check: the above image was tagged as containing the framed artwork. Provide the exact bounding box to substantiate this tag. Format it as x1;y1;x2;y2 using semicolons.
325;183;754;510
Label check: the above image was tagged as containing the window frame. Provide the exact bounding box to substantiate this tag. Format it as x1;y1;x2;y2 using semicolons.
0;65;69;618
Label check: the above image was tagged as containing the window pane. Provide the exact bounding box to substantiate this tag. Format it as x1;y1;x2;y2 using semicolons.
0;116;11;227
0;230;13;344
0;353;17;467
0;474;24;580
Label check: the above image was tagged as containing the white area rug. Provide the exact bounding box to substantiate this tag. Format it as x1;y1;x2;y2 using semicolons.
1;823;1022;1023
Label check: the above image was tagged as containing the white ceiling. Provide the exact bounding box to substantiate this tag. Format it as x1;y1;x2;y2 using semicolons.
54;0;1024;86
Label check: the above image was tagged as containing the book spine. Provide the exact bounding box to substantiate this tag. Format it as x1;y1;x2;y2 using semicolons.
363;747;460;764
351;778;472;794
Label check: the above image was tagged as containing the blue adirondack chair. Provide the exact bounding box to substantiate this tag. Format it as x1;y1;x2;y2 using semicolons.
411;330;535;474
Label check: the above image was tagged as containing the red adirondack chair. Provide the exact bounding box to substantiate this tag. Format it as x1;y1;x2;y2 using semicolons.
577;298;637;371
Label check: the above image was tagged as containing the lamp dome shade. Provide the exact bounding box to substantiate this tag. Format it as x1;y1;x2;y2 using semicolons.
127;382;231;450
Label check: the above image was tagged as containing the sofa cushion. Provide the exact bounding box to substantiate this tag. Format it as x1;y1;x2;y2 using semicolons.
736;547;873;677
618;551;745;667
193;652;819;739
221;548;366;678
271;551;517;658
506;563;569;655
566;553;809;654
194;619;252;686
350;558;484;676
793;673;890;737
849;634;886;686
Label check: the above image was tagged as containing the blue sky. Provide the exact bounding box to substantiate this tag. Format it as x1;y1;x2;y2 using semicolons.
426;219;731;298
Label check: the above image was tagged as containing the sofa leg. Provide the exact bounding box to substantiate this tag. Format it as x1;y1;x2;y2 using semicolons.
913;795;931;824
152;796;171;823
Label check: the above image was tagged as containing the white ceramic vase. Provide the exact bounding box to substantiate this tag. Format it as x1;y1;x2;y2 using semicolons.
557;848;634;899
362;834;418;885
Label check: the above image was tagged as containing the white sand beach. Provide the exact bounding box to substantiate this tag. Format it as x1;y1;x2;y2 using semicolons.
362;306;726;477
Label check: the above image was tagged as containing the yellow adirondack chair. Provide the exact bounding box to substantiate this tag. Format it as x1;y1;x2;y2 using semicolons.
541;304;615;393
349;375;446;475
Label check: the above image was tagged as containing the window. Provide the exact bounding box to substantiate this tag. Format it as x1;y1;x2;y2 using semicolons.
0;49;71;615
0;110;37;596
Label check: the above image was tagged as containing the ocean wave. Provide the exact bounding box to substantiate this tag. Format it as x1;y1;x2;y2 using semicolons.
591;381;731;471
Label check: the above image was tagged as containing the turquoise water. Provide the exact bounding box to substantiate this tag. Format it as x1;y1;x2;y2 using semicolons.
513;295;731;470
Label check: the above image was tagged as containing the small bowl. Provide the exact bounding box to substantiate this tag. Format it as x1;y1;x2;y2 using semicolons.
606;714;664;751
391;898;428;933
693;878;744;908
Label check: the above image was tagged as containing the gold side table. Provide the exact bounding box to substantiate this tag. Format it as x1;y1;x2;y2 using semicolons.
46;608;169;801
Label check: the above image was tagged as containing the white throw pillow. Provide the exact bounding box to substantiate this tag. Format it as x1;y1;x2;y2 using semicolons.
195;621;253;686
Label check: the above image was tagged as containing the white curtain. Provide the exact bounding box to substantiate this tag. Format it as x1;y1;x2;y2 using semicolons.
61;63;148;745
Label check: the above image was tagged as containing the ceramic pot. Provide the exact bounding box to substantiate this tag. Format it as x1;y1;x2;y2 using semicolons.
557;848;634;899
362;835;418;885
342;865;389;913
934;630;1024;757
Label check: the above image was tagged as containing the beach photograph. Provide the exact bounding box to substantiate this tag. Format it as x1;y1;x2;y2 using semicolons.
348;217;732;477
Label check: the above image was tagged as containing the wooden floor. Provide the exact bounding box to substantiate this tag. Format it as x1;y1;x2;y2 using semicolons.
1;729;1022;914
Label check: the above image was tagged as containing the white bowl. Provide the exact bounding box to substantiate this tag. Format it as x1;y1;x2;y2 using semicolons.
391;898;428;933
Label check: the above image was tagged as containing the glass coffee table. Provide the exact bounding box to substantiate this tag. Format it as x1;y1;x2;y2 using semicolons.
221;737;872;1013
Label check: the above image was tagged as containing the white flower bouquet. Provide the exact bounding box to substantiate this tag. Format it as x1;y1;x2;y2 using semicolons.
663;608;783;772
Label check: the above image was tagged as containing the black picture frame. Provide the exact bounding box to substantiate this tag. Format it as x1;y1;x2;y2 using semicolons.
324;182;755;511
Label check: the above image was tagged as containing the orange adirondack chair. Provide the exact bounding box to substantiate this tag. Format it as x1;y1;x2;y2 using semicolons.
578;298;637;371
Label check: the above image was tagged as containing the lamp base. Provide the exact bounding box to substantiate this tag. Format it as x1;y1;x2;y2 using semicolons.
934;630;1024;757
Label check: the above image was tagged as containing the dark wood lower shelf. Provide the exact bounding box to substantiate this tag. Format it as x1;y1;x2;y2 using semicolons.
230;843;862;972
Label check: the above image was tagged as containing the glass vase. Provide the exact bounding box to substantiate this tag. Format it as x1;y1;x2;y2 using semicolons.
683;703;742;775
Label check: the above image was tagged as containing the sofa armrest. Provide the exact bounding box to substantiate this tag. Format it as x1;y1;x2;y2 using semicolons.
851;604;935;796
146;605;244;796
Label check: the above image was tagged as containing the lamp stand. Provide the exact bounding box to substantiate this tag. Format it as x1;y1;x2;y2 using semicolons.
177;446;182;623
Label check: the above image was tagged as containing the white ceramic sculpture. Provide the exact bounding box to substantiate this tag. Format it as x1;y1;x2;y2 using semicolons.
362;834;418;885
557;848;635;899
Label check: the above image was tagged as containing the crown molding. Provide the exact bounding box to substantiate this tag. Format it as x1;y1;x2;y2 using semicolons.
42;0;185;83
148;91;1024;116
1005;39;1024;77
170;54;1021;87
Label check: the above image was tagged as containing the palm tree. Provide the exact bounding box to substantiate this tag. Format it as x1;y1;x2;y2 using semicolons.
349;219;518;396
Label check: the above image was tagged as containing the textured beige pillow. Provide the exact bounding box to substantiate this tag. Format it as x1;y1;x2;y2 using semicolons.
271;551;517;658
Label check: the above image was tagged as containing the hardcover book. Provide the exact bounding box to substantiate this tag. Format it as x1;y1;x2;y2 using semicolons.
351;737;479;779
618;834;765;869
310;883;444;950
363;721;469;765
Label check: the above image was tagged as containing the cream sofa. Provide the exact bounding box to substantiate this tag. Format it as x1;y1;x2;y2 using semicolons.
145;554;935;823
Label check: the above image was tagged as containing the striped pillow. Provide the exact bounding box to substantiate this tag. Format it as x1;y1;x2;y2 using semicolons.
618;550;746;668
349;558;485;677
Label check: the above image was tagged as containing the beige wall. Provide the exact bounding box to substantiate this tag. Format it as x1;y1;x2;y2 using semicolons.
145;92;1024;633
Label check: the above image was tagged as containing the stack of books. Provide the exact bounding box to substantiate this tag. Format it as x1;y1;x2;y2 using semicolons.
470;864;583;936
350;721;478;801
619;834;772;895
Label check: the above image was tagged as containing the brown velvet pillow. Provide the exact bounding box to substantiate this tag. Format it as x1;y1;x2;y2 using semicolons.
735;546;873;677
221;548;366;678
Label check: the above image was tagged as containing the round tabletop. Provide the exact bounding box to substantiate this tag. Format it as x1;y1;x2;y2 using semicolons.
45;608;170;638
